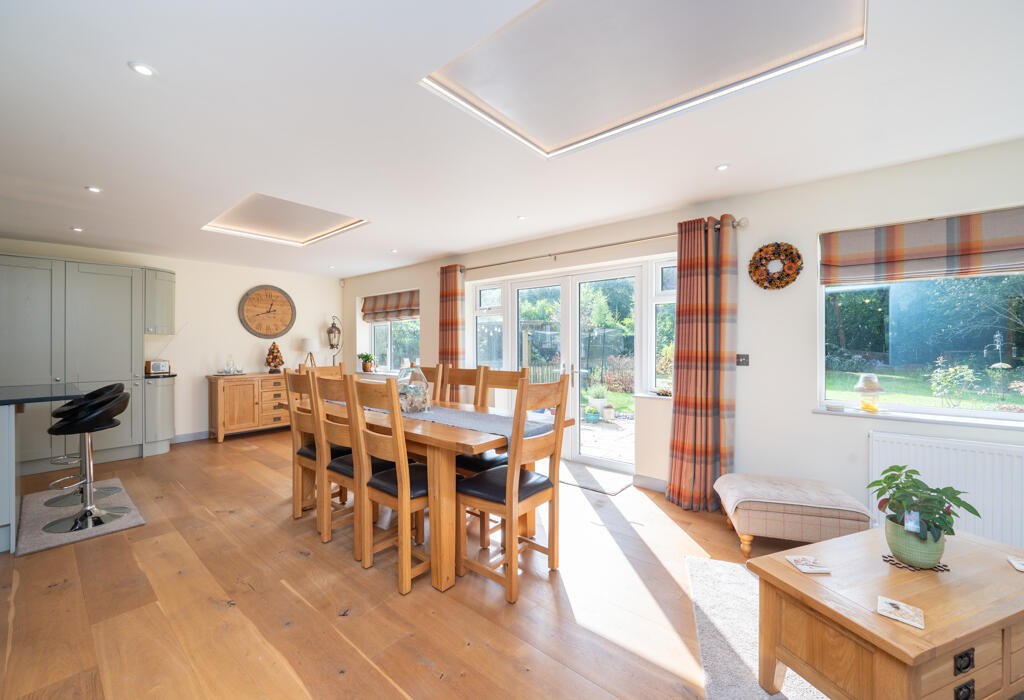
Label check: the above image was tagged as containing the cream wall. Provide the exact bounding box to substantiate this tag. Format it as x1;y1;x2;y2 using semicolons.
0;237;343;437
342;137;1024;500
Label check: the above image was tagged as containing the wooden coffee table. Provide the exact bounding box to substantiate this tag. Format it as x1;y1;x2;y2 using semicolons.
747;528;1024;699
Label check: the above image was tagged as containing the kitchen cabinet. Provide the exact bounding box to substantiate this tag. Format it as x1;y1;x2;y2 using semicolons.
66;262;144;383
207;374;290;442
0;255;65;386
144;269;175;334
144;375;175;443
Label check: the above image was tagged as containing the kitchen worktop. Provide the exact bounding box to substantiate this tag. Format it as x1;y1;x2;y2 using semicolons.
0;383;84;406
144;373;177;378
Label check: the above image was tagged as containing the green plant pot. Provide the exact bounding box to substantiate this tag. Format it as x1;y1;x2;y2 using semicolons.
884;516;945;569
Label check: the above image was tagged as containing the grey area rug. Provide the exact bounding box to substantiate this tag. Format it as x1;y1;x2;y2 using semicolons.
557;461;633;496
686;557;824;700
16;477;145;556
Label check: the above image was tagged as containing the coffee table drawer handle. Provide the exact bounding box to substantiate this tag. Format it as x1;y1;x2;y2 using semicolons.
953;648;974;676
954;678;974;700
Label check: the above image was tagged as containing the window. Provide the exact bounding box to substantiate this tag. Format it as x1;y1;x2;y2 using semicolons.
651;259;676;391
824;274;1024;417
371;319;420;370
472;285;504;369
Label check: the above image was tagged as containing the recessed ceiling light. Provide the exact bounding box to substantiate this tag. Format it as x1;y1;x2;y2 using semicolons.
328;265;335;269
716;163;730;172
517;215;528;221
390;249;398;254
70;227;83;232
127;61;156;77
85;185;102;193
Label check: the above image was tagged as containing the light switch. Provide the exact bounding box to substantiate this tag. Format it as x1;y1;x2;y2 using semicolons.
736;354;750;366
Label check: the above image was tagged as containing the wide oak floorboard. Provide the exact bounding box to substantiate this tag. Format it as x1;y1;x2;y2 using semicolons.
2;430;790;698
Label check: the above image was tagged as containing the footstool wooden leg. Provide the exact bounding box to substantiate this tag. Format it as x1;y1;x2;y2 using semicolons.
739;533;754;558
726;515;734;531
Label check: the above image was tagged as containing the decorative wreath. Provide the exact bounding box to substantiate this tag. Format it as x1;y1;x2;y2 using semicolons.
748;242;803;290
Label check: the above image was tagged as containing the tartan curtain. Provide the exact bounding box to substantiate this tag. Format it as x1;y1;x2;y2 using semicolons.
820;206;1024;285
361;290;419;322
438;264;465;400
667;216;737;511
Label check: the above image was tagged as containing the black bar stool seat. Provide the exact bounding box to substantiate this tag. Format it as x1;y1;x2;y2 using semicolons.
44;391;133;534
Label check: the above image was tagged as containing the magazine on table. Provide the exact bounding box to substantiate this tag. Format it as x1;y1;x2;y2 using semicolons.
785;555;831;574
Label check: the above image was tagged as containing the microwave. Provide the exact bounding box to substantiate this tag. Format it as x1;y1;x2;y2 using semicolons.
145;359;171;375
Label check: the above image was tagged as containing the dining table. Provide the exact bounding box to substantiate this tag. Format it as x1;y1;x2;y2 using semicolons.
326;398;573;592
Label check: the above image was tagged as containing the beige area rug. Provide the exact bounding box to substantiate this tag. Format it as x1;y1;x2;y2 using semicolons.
556;461;633;496
687;556;824;699
15;478;145;556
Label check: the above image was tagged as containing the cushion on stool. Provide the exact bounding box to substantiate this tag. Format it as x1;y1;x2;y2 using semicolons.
455;449;508;473
455;467;552;505
713;473;870;543
296;442;351;462
367;463;430;499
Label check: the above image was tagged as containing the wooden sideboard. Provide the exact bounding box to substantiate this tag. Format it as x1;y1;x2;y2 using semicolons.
206;373;290;442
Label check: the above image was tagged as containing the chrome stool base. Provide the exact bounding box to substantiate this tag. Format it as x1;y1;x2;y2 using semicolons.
43;505;131;534
43;485;121;508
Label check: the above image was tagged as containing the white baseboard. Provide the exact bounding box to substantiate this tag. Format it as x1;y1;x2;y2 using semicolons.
633;474;666;492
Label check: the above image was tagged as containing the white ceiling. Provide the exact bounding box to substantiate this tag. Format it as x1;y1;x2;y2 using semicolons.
1;1;1023;278
432;0;865;152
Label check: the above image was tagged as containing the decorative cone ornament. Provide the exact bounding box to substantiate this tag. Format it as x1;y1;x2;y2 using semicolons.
265;342;284;373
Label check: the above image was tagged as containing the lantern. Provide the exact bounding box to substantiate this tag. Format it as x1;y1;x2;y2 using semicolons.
327;315;342;350
853;373;884;413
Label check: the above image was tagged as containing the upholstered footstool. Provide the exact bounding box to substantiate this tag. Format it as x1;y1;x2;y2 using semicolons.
713;473;871;557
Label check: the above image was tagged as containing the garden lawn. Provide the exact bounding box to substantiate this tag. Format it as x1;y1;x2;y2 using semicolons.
580;388;635;414
825;370;1024;412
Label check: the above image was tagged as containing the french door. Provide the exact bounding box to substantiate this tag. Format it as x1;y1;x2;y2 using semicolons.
510;266;639;472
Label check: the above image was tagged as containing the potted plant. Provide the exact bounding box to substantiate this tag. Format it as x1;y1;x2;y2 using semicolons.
600;405;615;421
867;464;979;568
587;384;609;409
357;352;375;372
584;406;600;423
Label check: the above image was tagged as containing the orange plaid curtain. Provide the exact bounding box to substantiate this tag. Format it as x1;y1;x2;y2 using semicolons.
667;216;737;511
820;206;1024;285
361;290;419;322
438;264;465;400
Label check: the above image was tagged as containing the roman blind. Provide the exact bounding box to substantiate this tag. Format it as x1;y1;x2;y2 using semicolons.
361;289;420;322
820;206;1024;285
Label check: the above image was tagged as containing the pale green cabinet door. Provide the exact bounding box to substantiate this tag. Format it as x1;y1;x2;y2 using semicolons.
0;255;65;386
144;376;175;442
66;263;144;383
144;269;175;334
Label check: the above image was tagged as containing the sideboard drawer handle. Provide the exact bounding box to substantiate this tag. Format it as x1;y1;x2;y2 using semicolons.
273;392;282;398
954;648;974;676
273;416;281;422
954;679;974;700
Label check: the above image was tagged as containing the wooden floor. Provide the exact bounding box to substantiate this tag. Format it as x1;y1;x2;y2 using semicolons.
0;431;791;699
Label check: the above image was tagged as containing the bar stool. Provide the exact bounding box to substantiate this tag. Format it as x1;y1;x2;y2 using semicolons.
43;391;132;533
45;383;124;507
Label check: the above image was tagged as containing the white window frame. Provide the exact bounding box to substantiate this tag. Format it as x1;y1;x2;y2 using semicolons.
817;276;1024;424
370;318;421;371
648;257;676;393
468;282;510;369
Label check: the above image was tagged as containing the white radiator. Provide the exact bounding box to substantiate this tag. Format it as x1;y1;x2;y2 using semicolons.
868;431;1024;549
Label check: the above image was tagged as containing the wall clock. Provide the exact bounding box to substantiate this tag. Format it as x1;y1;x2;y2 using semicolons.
238;285;296;338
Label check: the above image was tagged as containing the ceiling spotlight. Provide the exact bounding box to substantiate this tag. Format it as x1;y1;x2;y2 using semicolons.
390;249;398;254
127;61;156;77
328;265;335;270
85;185;102;193
70;227;83;232
516;215;528;221
716;163;730;172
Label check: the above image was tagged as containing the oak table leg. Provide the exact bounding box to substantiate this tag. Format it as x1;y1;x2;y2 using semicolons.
758;579;787;694
427;445;457;591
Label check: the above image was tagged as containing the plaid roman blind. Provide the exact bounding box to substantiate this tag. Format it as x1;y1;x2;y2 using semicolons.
360;289;420;322
820;206;1024;285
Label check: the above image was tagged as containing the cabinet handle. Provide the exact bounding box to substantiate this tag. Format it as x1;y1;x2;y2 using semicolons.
54;377;62;382
954;679;974;700
146;327;153;333
273;392;281;398
953;648;974;676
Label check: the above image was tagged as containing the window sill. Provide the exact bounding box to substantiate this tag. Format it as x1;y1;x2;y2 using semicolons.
634;393;673;401
812;407;1024;432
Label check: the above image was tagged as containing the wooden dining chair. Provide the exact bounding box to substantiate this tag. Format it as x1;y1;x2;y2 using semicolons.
285;369;351;521
309;373;396;555
419;364;444;402
299;362;346;377
440;366;483;405
350;377;430;594
477;366;529;409
455;375;569;603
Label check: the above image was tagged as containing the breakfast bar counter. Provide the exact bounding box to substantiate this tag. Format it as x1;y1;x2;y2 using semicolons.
0;383;84;553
